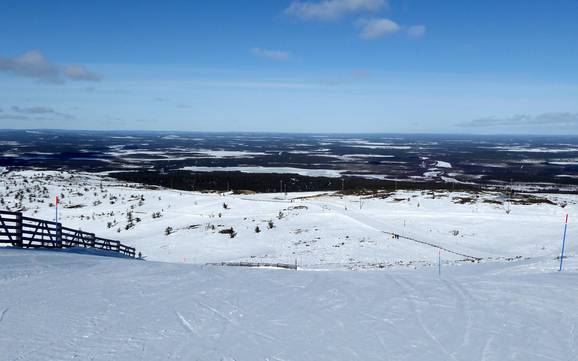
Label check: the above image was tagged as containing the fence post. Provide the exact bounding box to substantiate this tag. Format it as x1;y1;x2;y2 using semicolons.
88;233;96;248
56;223;62;248
14;212;23;247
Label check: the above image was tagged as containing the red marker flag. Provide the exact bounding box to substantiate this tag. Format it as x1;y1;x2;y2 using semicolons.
55;196;59;206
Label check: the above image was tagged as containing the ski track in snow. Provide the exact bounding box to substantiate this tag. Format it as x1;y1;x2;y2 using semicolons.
392;275;458;361
176;311;197;336
0;307;8;324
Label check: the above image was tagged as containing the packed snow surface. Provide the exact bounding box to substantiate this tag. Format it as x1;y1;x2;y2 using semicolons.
0;248;576;361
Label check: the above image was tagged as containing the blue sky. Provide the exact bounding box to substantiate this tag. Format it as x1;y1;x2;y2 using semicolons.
1;0;577;134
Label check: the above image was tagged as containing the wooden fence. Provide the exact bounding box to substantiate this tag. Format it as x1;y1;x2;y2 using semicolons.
0;210;137;258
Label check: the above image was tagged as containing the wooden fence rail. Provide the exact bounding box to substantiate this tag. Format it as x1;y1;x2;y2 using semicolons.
0;210;137;258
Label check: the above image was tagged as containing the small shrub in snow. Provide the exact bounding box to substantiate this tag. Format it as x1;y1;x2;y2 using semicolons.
219;227;237;238
165;227;174;236
255;226;261;233
126;211;135;230
268;220;274;229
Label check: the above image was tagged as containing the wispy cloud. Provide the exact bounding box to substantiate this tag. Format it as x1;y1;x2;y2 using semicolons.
318;69;375;86
11;105;62;115
458;113;578;128
0;50;100;83
356;18;400;39
250;48;291;61
64;64;101;81
285;0;386;21
356;18;426;39
0;105;75;122
407;25;426;38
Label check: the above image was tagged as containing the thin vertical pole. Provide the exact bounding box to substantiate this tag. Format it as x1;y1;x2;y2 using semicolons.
55;195;60;245
438;249;441;277
15;212;23;247
54;196;62;247
559;214;569;272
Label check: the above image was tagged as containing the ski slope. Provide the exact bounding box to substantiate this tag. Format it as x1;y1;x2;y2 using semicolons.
0;248;577;361
1;171;576;268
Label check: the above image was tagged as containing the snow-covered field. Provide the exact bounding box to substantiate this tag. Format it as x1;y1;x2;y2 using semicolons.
0;248;577;361
1;170;578;360
1;170;576;268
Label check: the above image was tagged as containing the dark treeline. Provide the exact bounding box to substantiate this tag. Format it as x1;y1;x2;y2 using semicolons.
112;171;483;194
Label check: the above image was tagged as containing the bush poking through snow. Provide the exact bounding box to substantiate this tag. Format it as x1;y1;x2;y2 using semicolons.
165;226;174;236
268;220;274;229
255;226;261;233
219;227;237;238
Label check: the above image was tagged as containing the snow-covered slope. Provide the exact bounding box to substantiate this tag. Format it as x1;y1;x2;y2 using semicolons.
0;248;577;361
1;171;576;268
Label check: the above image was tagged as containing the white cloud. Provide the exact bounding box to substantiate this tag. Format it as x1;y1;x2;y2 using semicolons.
0;105;75;122
285;0;386;21
0;50;61;83
0;50;100;83
356;18;400;39
64;64;101;81
407;25;426;38
250;48;291;61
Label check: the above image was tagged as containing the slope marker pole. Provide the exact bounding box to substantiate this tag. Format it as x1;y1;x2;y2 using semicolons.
438;249;441;277
559;214;569;272
55;195;61;245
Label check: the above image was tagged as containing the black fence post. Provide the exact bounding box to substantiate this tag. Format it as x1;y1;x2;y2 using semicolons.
14;212;23;247
89;233;95;248
56;223;62;248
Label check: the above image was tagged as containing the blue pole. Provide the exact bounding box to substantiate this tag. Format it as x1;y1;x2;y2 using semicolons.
559;214;569;272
